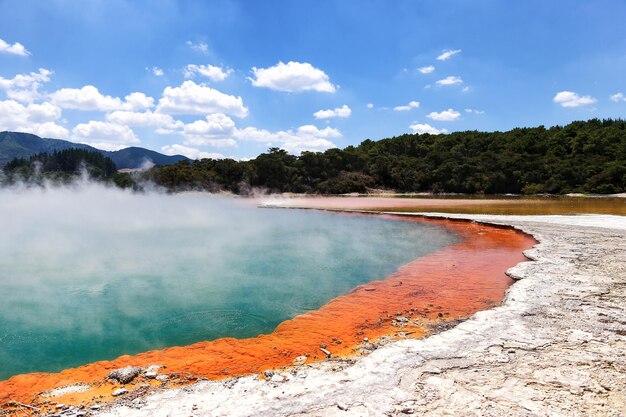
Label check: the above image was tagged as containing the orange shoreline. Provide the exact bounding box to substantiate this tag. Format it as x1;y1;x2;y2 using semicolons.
0;214;536;413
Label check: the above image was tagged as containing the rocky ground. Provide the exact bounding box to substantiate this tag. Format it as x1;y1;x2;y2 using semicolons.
93;214;626;417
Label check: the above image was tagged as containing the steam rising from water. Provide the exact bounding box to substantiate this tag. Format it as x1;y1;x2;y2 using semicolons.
0;183;458;379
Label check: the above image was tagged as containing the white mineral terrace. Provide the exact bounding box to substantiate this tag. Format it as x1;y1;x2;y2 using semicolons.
97;214;626;417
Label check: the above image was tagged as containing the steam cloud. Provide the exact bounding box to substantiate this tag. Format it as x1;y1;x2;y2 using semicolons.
0;182;458;378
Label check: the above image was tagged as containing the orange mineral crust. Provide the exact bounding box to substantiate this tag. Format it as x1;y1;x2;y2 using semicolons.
0;215;535;410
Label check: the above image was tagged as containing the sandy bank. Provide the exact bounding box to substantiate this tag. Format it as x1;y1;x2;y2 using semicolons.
93;213;626;416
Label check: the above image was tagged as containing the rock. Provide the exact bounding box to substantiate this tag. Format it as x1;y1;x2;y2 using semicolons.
320;347;331;358
144;371;157;379
145;364;164;373
292;355;307;366
155;374;169;382
263;370;275;378
90;404;101;410
107;366;143;384
112;388;128;397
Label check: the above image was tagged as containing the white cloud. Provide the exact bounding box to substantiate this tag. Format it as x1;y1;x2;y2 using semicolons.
123;92;154;111
418;65;435;74
50;86;154;112
249;61;336;93
181;113;237;147
71;121;140;150
156;80;248;117
435;76;463;86
235;124;340;154
553;91;597;107
366;103;374;109
610;92;626;102
161;144;225;160
465;108;485;114
409;123;448;135
436;49;461;61
151;67;164;77
0;68;52;103
184;64;233;82
105;110;182;129
29;122;70;139
51;86;121;111
0;37;30;56
313;105;351;119
393;100;420;112
0;99;68;138
426;108;461;121
186;41;209;54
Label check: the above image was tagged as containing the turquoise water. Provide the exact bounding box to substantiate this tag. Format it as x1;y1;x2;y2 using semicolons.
0;187;458;380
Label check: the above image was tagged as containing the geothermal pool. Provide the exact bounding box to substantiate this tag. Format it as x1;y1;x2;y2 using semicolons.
0;186;458;380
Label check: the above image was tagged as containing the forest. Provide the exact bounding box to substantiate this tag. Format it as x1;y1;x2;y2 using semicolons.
2;148;125;185
2;119;625;195
145;119;626;195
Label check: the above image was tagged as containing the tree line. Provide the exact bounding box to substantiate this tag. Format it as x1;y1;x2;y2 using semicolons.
145;119;626;195
2;119;625;194
2;148;125;185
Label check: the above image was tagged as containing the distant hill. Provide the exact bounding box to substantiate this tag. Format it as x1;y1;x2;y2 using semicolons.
0;131;189;169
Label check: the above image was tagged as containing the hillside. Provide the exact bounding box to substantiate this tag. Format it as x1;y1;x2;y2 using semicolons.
147;119;626;195
3;148;118;183
0;131;189;169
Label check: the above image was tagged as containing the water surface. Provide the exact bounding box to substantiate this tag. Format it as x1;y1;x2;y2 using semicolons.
0;186;457;380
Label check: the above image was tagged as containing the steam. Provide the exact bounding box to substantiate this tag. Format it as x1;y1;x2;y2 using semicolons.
0;182;458;378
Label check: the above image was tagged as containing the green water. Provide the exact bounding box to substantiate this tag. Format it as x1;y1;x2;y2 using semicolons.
0;187;458;380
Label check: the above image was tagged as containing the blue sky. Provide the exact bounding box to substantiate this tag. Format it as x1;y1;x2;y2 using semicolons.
1;0;626;159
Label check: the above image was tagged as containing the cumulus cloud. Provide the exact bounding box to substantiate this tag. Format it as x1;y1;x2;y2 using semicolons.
436;49;461;61
553;91;597;107
235;124;340;154
418;65;435;74
181;114;238;147
151;67;164;77
409;123;448;135
465;108;485;114
610;92;626;102
156;80;248;117
105;110;182;129
249;61;336;93
313;105;351;119
435;76;463;86
366;103;374;109
0;37;30;56
0;99;68;138
161;144;225;160
28;122;70;139
0;68;52;103
184;64;233;82
427;108;461;121
123;92;154;110
71;121;140;150
50;86;121;111
186;40;209;54
50;86;154;112
393;100;420;112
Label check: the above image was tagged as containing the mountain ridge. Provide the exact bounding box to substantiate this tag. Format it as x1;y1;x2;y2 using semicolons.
0;131;190;169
